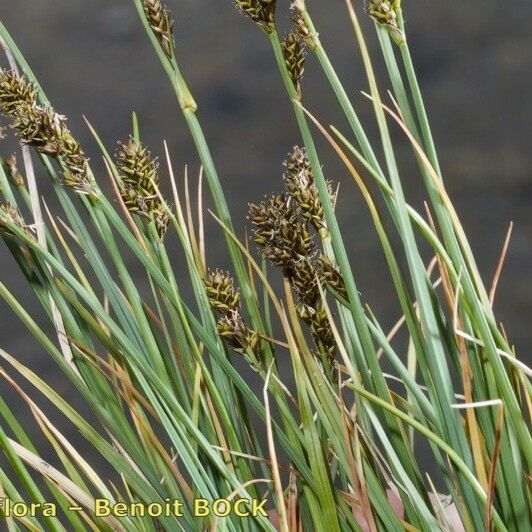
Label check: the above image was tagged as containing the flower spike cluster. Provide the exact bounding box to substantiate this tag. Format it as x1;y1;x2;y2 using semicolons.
0;70;92;194
249;146;343;363
318;254;347;300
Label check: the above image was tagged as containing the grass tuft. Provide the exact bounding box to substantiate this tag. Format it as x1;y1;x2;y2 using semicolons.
0;2;528;531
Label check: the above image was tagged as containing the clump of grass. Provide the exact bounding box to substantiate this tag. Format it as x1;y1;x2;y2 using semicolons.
0;1;529;531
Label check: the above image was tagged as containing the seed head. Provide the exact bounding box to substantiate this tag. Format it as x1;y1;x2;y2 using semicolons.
204;269;241;314
318;254;347;300
367;1;404;44
288;258;320;308
282;31;306;94
217;311;260;356
204;267;261;358
283;146;333;233
310;308;335;361
234;0;277;34
59;132;90;191
11;105;91;193
12;105;61;154
115;138;169;236
3;154;24;188
249;193;315;268
297;304;335;362
0;71;92;193
144;0;174;59
0;70;37;116
116;138;158;194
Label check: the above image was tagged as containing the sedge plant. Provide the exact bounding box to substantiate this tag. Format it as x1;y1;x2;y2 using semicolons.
0;0;529;530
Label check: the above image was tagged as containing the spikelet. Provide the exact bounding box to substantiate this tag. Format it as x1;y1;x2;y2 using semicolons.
282;31;306;94
116;139;158;193
143;0;174;59
288;258;320;308
318;254;347;300
297;304;335;362
0;71;92;193
13;109;91;193
249;193;315;268
234;0;277;34
367;1;404;44
204;269;241;314
309;308;335;361
204;269;261;358
292;10;309;39
0;70;37;116
283;146;333;233
59;129;90;190
115;138;169;237
217;311;260;356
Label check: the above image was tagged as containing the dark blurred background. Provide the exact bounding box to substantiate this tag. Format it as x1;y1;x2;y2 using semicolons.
0;0;530;475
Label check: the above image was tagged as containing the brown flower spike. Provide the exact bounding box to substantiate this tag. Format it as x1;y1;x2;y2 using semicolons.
283;146;333;234
204;269;241;315
0;70;91;194
288;258;320;308
292;10;309;40
282;31;306;94
318;254;347;300
297;304;335;363
234;0;277;34
217;311;260;356
249;193;315;268
204;269;260;358
0;69;37;116
144;0;174;59
115;138;169;237
368;1;404;44
249;148;340;364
